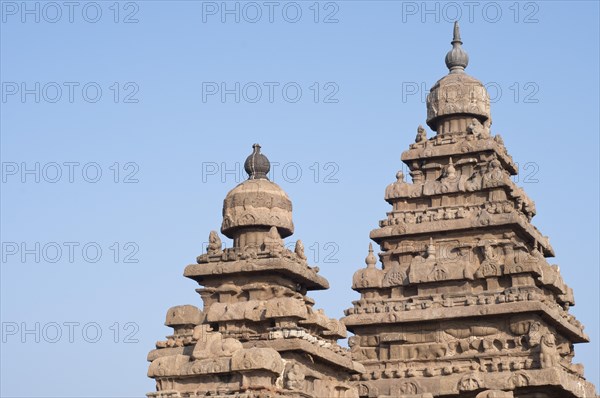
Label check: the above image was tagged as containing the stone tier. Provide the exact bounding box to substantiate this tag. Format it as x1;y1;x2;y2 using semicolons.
361;241;573;307
202;298;347;340
247;338;365;374
185;255;328;291
371;210;554;257
384;172;536;221
148;310;361;398
148;337;361;377
401;133;516;176
352;367;596;398
343;297;587;343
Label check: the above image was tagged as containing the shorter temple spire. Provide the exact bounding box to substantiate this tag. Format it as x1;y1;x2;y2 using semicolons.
445;21;469;74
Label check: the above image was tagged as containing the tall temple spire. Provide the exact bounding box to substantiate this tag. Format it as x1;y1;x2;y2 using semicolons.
344;23;598;398
445;21;469;74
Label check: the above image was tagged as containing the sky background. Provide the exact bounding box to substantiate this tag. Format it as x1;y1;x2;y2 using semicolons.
1;1;599;396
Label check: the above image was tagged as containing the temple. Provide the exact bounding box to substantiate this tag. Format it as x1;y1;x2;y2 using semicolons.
147;23;598;398
342;22;597;398
146;143;363;398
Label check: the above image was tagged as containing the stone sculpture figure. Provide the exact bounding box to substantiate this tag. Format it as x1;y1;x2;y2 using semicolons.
263;226;284;257
539;333;558;369
285;363;306;390
416;125;427;143
207;231;222;255
467;117;490;138
476;244;500;278
294;239;307;261
482;159;504;189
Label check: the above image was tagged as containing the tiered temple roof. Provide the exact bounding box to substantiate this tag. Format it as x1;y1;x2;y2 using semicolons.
147;144;363;398
148;23;598;398
342;22;597;398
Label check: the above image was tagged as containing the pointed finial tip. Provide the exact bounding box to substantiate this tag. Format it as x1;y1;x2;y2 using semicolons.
453;21;461;42
368;242;373;252
445;21;468;73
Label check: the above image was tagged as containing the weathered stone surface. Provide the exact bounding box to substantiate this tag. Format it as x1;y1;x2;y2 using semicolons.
165;305;202;327
148;22;598;398
342;21;597;398
147;145;361;397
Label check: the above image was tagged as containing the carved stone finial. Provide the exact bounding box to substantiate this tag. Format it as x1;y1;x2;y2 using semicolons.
365;243;377;268
426;238;436;259
395;170;405;182
244;143;271;180
445;21;469;74
446;157;456;178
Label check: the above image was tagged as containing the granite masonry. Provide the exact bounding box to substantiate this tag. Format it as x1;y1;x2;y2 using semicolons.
147;23;598;398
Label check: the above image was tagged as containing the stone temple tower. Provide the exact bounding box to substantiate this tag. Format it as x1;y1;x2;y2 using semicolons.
147;144;363;398
342;22;598;398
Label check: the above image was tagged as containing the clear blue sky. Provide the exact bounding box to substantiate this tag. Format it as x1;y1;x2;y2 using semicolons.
1;1;598;396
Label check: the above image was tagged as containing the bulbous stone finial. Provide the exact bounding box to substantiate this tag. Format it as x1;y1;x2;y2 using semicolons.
244;143;270;180
365;243;377;268
445;21;469;74
395;170;405;182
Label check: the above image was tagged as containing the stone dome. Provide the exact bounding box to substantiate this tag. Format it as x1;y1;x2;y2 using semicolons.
426;72;491;130
221;145;294;239
426;22;491;131
352;243;383;289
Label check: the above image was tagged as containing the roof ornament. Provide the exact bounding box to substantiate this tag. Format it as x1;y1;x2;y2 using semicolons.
244;143;270;180
445;21;469;74
365;243;377;268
